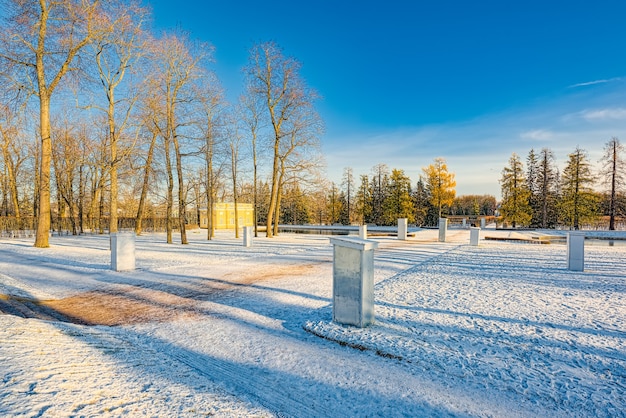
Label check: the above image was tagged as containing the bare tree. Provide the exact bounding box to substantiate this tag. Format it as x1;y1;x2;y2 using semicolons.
0;104;29;222
88;1;148;233
198;80;227;240
600;137;625;230
244;41;323;237
151;32;210;244
0;0;106;247
239;92;265;237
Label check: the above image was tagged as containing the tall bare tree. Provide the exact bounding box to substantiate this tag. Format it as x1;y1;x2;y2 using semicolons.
89;1;148;233
151;32;209;244
198;80;227;240
244;41;322;237
0;0;105;247
600;137;625;230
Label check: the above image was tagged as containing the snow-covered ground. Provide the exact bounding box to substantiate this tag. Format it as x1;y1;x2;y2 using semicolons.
0;227;624;417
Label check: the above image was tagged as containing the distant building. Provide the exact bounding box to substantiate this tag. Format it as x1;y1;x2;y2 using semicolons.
198;203;254;230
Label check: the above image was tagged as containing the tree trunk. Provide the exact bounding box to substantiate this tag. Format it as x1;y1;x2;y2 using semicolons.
172;134;188;244
164;135;173;244
108;88;118;234
135;131;157;235
35;93;51;247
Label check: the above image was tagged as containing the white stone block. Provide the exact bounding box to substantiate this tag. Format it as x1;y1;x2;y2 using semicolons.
470;227;480;246
329;237;378;327
111;232;135;271
567;231;585;271
438;218;448;242
243;226;253;247
359;224;368;240
462;218;467;228
398;218;408;240
480;218;486;229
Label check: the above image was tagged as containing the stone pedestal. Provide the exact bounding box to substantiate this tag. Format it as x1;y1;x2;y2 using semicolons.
438;218;448;242
480;218;486;229
397;218;408;240
329;237;378;328
567;231;585;271
470;227;480;246
359;225;368;240
243;226;253;247
111;232;135;271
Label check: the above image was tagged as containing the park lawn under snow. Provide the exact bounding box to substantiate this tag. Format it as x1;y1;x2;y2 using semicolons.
0;228;625;417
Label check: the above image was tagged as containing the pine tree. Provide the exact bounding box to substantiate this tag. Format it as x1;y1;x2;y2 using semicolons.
526;148;540;227
383;169;415;224
537;148;558;228
500;153;532;228
559;147;599;230
413;176;431;226
370;164;389;225
355;174;371;225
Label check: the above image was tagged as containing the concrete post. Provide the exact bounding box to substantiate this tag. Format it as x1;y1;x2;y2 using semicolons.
398;218;408;240
359;224;368;240
470;227;480;246
480;218;486;229
567;231;585;271
243;226;253;247
329;237;378;328
462;218;467;228
438;218;448;242
111;232;135;271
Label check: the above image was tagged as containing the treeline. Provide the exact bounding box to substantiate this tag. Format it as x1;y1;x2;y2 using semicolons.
499;139;626;230
277;160;496;227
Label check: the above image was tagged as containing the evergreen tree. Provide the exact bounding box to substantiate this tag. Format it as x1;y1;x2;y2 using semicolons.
599;137;625;230
559;147;599;229
537;148;558;228
383;169;415;224
341;167;355;224
337;191;350;225
326;182;342;225
413;176;431;226
500;153;532;228
423;157;456;218
526;148;540;227
370;164;389;225
355;174;371;225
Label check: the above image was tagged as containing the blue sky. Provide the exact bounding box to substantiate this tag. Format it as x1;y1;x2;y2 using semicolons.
148;0;626;198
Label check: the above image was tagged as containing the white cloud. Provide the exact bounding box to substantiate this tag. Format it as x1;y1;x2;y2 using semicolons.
578;108;626;121
569;77;623;88
520;129;555;141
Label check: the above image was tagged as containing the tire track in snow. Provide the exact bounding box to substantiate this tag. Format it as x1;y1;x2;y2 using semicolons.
160;342;335;418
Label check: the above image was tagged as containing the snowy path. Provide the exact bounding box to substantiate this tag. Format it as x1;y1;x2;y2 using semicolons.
1;229;625;417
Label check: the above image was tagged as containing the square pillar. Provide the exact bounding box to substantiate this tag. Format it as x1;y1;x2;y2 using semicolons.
480;218;486;229
438;218;448;242
243;226;253;247
111;232;135;271
329;237;378;328
470;227;480;246
567;231;585;271
397;218;408;240
359;224;368;240
462;218;467;228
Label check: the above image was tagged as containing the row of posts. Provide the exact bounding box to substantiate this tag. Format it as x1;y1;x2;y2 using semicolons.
331;220;587;328
108;223;586;331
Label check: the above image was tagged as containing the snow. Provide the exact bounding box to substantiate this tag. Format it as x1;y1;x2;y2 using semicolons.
1;228;625;417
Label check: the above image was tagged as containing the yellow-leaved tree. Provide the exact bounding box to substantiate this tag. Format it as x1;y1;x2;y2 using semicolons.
423;157;456;219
